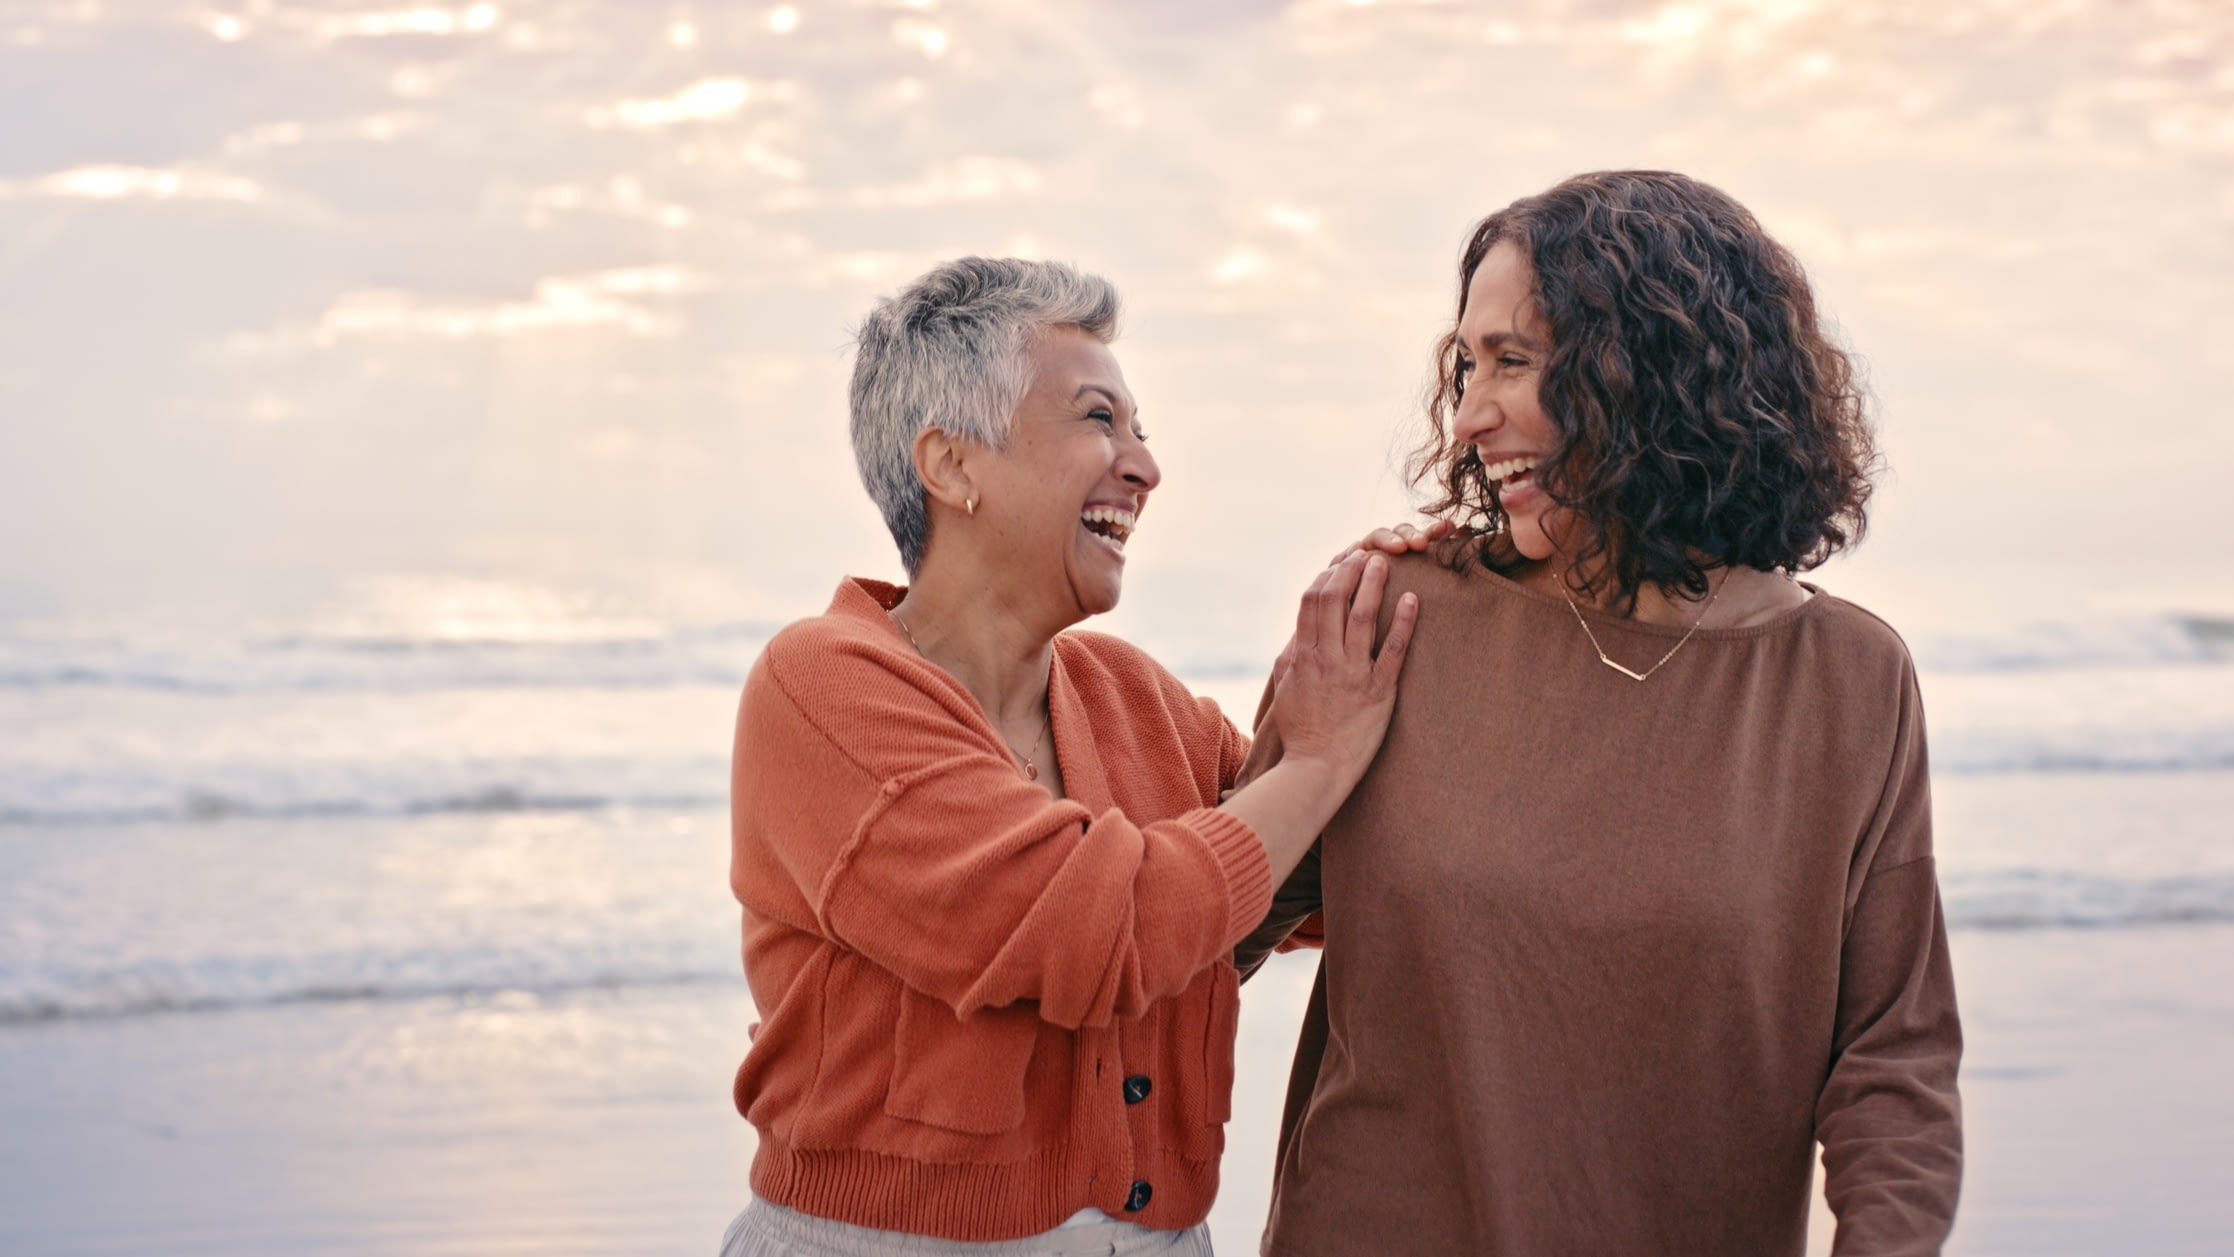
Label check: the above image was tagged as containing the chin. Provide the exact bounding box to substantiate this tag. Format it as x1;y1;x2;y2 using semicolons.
1504;504;1570;564
1079;583;1123;617
1508;525;1556;563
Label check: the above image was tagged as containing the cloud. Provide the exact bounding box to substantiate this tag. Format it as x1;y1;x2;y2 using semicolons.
1088;83;1147;128
586;78;769;130
219;114;426;156
1209;246;1273;285
227;267;713;352
848;157;1042;207
891;18;949;59
313;4;502;40
514;177;694;229
1;164;266;203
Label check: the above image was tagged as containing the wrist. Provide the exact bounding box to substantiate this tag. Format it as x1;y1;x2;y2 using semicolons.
1265;754;1349;808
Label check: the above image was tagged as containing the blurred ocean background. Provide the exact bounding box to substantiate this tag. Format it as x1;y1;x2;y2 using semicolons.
4;605;2234;1027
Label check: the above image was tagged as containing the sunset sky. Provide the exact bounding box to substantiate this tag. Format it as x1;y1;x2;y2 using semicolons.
3;0;2228;664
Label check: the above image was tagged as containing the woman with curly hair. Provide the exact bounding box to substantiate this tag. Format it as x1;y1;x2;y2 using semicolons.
1239;171;1963;1256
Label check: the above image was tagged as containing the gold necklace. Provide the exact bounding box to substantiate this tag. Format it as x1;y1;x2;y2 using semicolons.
888;608;1053;780
1556;572;1723;682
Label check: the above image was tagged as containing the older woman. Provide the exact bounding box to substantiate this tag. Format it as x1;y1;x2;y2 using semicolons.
723;258;1416;1256
1241;172;1963;1256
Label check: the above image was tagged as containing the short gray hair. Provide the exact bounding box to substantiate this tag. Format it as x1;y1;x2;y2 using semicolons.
851;257;1121;574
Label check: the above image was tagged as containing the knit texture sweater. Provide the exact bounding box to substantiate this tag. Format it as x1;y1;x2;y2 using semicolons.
730;578;1273;1240
1239;554;1963;1257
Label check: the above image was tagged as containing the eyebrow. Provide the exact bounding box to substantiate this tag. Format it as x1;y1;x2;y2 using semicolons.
1073;383;1137;415
1464;329;1547;354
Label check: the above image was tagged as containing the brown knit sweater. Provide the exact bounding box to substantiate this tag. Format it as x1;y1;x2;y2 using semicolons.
1239;554;1962;1257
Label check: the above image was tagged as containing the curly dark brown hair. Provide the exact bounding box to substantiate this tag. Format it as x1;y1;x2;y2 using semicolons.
1412;170;1878;607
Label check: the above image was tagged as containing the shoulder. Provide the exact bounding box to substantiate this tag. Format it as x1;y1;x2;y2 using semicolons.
1384;549;1484;602
750;585;919;711
1377;548;1534;641
1799;590;1920;682
764;611;893;678
760;607;896;671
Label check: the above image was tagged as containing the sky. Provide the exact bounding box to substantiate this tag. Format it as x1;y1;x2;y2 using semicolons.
0;0;2228;664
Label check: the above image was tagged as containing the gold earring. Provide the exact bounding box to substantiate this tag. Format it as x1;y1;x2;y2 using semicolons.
966;496;977;517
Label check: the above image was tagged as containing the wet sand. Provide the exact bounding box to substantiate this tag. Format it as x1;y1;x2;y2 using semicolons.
4;925;2231;1256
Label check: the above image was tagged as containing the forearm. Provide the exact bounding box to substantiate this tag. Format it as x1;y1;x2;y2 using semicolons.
1216;756;1348;889
1819;859;1964;1254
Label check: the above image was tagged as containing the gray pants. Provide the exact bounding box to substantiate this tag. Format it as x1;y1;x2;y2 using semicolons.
719;1199;1216;1257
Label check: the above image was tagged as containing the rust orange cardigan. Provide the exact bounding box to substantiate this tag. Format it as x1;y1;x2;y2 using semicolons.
729;578;1273;1240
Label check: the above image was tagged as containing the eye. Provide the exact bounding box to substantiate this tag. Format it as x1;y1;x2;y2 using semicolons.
1498;354;1529;370
1087;407;1116;426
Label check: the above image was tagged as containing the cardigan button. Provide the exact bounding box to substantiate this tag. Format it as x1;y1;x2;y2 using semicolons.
1122;1074;1152;1104
1124;1180;1153;1212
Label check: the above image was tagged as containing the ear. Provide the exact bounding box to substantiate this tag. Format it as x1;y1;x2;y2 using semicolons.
912;426;978;516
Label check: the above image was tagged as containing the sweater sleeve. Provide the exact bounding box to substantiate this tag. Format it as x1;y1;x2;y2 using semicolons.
1816;668;1964;1256
1234;842;1323;980
738;629;1272;1031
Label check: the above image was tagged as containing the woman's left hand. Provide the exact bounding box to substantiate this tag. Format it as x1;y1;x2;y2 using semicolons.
1330;518;1453;564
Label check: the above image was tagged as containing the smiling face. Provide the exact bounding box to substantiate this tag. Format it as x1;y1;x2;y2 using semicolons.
1452;240;1566;562
970;325;1157;620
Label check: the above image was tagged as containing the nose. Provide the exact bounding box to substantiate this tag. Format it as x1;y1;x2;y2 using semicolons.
1451;380;1499;448
1118;431;1161;494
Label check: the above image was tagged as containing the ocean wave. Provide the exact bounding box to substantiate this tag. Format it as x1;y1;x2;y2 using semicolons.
0;756;728;826
0;623;776;694
1932;731;2234;776
1;612;2227;696
0;942;737;1026
1943;870;2234;930
1909;615;2234;672
8;870;2230;1027
5;726;2232;827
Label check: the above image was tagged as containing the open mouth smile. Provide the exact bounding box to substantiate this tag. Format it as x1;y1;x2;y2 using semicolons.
1484;454;1539;498
1081;504;1136;555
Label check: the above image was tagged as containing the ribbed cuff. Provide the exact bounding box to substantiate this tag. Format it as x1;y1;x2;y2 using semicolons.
1184;807;1273;950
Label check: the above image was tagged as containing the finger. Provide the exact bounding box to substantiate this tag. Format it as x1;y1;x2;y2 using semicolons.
1315;551;1365;652
1348;553;1389;661
1372;591;1420;689
1359;528;1411;556
1295;563;1334;653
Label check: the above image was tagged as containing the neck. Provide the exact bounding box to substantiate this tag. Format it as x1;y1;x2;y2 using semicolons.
891;555;1063;725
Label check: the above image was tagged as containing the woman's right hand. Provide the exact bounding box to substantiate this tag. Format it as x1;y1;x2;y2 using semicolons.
1263;551;1418;792
1330;518;1456;564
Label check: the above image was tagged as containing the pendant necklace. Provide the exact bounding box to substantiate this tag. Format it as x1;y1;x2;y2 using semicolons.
888;608;1052;780
1557;571;1723;682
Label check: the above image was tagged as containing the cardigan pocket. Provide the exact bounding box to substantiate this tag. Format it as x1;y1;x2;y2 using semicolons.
1202;960;1238;1125
884;989;1039;1136
1163;962;1240;1162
